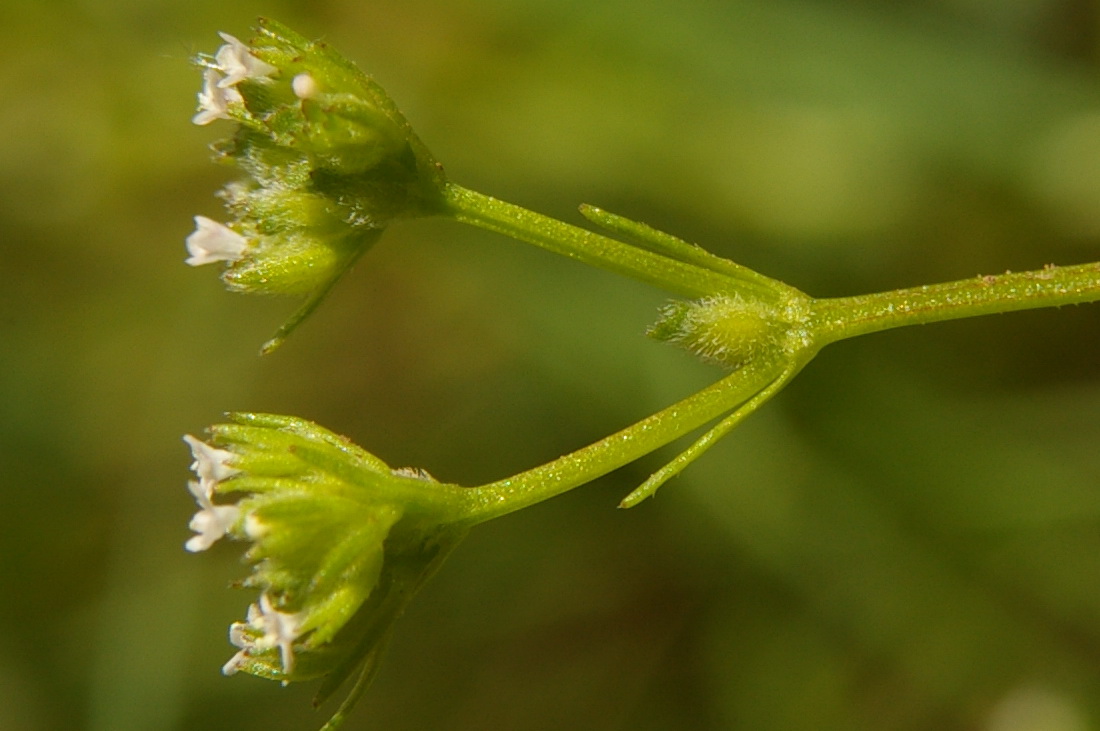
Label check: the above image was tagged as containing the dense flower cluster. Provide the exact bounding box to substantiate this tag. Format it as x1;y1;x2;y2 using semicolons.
182;414;471;687
186;21;446;350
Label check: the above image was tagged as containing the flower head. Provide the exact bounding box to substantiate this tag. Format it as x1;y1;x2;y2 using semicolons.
187;20;447;351
183;412;473;702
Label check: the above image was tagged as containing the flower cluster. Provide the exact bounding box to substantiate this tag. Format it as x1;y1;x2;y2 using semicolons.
647;294;796;369
182;414;472;688
187;21;447;350
182;434;240;551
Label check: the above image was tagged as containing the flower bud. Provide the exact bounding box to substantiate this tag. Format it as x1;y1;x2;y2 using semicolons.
649;295;791;369
182;414;472;694
187;19;447;347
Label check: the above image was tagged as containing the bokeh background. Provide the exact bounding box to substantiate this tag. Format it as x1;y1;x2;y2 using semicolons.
5;0;1100;728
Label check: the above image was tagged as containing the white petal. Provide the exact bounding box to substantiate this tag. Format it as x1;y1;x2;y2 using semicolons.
221;648;249;676
186;478;212;505
220;595;304;676
184;217;249;267
253;594;303;674
192;68;241;125
185;503;240;552
228;620;251;649
184;532;216;553
184;475;238;552
215;32;277;87
183;434;240;481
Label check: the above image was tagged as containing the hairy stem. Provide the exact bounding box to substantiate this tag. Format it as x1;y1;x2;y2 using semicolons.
442;182;739;298
810;262;1100;345
461;356;791;523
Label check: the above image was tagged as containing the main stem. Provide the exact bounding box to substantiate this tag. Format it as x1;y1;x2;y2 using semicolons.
441;182;737;299
811;262;1100;345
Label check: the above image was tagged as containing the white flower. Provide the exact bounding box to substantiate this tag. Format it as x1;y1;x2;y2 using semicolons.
184;216;249;266
185;480;240;552
182;435;241;551
192;68;243;126
214;32;277;88
222;593;304;679
183;434;240;483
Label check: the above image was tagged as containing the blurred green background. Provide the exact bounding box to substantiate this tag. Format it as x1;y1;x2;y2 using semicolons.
5;0;1100;728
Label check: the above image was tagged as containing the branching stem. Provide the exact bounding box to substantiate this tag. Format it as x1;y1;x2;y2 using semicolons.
442;182;754;299
462;355;788;523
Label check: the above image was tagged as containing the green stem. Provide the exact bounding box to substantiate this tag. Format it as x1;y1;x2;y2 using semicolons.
461;356;787;523
617;359;805;508
441;183;1100;521
441;182;738;299
811;262;1100;345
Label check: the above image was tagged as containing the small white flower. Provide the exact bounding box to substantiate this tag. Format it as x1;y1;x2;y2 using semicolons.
184;216;249;266
222;594;304;679
214;32;277;88
185;479;240;552
183;434;240;483
192;68;243;125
